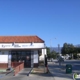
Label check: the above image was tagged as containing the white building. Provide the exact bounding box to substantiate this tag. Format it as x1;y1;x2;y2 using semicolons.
0;36;46;68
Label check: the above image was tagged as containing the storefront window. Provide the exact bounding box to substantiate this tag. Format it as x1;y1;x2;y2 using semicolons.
11;50;31;62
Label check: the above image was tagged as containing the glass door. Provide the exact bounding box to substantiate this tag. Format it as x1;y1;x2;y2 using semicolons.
11;50;31;68
25;51;31;67
31;51;34;68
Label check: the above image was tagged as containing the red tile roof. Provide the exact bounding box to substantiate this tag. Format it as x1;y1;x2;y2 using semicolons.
0;36;44;43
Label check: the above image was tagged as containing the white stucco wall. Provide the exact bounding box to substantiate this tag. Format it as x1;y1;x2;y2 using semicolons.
39;49;47;61
33;50;38;63
0;51;9;63
0;42;45;63
0;49;46;64
0;42;46;64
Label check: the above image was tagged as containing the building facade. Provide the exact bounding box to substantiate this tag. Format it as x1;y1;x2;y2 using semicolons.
0;36;46;68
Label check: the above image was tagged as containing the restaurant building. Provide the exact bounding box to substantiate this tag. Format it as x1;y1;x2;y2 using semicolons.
0;36;46;69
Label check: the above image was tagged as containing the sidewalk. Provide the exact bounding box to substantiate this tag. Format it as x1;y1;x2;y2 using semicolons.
0;72;54;80
48;62;73;80
0;66;54;80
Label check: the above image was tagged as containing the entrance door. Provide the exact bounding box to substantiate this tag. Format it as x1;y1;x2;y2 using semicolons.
11;50;31;68
24;52;31;68
31;51;34;68
21;51;31;68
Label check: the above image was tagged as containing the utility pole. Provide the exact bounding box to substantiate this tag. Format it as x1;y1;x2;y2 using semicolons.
50;38;56;53
50;39;52;53
58;44;60;54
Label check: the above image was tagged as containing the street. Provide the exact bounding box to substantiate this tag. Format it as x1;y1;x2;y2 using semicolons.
48;60;80;80
0;60;80;80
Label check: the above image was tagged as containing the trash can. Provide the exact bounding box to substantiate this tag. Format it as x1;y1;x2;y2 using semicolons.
66;64;72;74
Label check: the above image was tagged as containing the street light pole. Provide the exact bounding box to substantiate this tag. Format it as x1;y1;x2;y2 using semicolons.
50;39;52;52
50;38;57;52
58;44;60;54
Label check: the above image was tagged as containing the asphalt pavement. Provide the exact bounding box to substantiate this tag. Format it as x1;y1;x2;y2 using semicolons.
0;60;80;80
0;68;54;80
48;60;80;80
0;73;54;80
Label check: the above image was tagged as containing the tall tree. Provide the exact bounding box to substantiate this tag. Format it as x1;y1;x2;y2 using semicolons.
50;51;57;59
69;44;75;53
61;43;70;55
46;47;57;59
69;44;75;59
46;47;51;59
61;43;75;56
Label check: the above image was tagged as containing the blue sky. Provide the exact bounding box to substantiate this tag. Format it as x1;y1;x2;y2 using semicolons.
0;0;80;47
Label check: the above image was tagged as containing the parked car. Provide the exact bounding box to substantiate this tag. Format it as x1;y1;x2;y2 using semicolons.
58;57;64;62
47;58;53;62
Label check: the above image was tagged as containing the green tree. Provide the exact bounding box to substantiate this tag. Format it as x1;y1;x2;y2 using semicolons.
69;44;75;59
50;51;57;59
46;47;57;59
69;44;75;53
77;47;80;53
61;43;75;55
74;47;80;59
61;43;70;55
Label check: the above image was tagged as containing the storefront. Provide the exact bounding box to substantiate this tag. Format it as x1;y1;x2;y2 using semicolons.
0;36;46;68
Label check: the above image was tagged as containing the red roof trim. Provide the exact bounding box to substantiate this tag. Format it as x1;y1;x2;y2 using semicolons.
0;36;44;43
